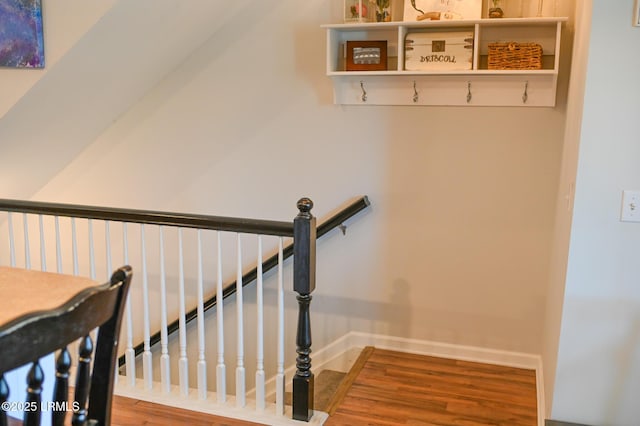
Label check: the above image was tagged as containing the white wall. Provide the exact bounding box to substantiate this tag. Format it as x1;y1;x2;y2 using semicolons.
0;0;251;200
24;0;574;359
2;0;576;385
550;1;640;424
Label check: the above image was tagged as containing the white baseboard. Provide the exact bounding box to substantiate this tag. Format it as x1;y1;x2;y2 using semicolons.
347;331;541;370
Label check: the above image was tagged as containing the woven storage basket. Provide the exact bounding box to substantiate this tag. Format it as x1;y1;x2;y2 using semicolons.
487;42;542;70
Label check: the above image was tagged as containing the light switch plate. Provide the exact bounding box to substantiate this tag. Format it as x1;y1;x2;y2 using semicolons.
621;190;640;222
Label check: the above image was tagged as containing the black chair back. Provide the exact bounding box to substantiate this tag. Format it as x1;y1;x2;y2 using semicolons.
0;266;132;426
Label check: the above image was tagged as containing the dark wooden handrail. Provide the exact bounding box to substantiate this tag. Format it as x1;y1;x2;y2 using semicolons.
0;198;294;237
116;195;370;367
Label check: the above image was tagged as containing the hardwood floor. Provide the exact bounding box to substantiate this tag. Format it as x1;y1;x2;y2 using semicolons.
109;394;266;426
546;422;591;426
6;348;537;425
325;347;538;426
6;397;266;426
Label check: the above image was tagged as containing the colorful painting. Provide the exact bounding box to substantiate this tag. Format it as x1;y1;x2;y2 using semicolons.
0;0;44;68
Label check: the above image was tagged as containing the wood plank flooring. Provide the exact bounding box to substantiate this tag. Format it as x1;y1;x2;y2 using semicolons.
109;394;266;426
7;347;537;425
6;397;265;426
325;347;538;426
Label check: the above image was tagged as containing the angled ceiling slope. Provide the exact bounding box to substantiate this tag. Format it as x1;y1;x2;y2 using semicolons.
0;0;235;200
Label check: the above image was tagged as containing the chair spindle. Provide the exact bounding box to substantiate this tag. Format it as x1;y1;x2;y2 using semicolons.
24;361;44;426
72;336;93;426
53;347;71;426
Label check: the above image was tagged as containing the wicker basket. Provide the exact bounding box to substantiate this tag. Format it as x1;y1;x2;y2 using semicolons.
487;42;542;70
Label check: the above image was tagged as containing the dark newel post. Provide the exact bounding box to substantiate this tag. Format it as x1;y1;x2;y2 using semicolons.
292;198;316;422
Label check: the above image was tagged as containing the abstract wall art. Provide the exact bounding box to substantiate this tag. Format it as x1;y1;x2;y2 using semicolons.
0;0;45;68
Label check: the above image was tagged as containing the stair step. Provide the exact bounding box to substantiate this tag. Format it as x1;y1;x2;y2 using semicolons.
285;369;347;413
283;346;375;414
324;346;374;415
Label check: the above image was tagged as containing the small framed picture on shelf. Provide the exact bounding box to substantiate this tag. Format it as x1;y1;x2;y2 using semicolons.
346;40;388;71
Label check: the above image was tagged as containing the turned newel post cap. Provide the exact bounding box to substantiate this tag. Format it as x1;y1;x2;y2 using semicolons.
296;198;314;217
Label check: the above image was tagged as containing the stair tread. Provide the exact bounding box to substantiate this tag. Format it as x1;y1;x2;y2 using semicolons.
285;369;347;412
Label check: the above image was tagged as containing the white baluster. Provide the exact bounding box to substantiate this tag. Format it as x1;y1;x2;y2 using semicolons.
105;221;117;385
87;219;95;279
197;229;207;400
255;235;265;412
216;231;226;403
87;219;98;356
68;217;79;386
8;213;15;267
38;215;46;272
71;218;78;275
178;228;189;396
123;223;136;386
105;221;112;274
236;233;245;407
276;237;285;416
141;224;152;390
159;226;171;394
54;217;62;273
23;213;30;269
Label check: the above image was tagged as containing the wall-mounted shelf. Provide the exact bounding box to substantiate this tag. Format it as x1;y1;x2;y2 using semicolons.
322;17;567;106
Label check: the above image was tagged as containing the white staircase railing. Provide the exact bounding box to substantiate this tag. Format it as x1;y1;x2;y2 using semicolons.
0;196;370;425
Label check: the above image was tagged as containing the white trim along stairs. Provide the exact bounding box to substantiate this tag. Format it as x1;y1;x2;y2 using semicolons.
115;331;545;426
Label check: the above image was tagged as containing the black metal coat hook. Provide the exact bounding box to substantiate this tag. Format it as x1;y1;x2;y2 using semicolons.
522;81;529;104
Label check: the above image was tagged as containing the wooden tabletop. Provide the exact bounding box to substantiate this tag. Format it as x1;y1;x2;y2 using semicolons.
0;267;99;327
